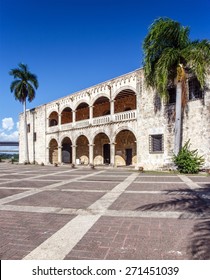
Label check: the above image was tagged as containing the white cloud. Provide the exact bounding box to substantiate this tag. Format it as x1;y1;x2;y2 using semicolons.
0;131;18;141
16;122;19;130
2;118;14;131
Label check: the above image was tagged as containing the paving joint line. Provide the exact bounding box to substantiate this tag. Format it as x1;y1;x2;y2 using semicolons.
0;170;105;205
23;172;138;260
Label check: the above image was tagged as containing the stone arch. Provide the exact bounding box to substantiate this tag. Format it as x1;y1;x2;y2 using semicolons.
114;129;137;166
61;137;72;163
112;86;137;100
92;96;111;118
113;87;137;114
112;126;137;143
48;111;58;127
73;99;90;111
91;93;110;106
93;132;111;165
75;101;89;121
76;134;89;165
49;139;58;164
90;128;111;144
61;107;72;124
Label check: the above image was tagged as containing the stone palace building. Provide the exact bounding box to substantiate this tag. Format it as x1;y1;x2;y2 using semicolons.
19;68;210;170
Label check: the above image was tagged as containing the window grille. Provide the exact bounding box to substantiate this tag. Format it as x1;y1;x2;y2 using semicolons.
149;134;164;153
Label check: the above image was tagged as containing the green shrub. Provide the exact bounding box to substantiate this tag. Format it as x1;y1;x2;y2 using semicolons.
173;140;204;174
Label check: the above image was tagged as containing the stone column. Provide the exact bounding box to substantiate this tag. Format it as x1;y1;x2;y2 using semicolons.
58;146;62;164
89;106;93;125
110;142;116;167
135;140;141;170
72;145;76;165
58;114;61;129
89;144;94;165
72;110;76;123
110;100;115;121
46;147;50;164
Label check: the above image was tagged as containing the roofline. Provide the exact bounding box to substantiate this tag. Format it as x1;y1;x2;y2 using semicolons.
19;67;143;116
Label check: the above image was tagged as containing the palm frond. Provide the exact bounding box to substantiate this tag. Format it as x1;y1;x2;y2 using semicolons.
182;40;210;88
9;63;38;104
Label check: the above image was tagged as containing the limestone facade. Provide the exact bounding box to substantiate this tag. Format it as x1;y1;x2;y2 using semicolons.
19;68;210;169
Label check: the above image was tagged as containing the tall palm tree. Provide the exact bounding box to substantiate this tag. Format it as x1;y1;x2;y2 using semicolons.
143;18;210;155
9;63;39;163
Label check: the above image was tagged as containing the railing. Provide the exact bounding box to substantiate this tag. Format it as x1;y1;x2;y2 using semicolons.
74;119;90;128
47;110;137;133
114;110;136;122
92;115;111;125
47;125;59;133
60;123;73;131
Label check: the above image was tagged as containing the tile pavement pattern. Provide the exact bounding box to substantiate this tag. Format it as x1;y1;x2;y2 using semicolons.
0;163;210;260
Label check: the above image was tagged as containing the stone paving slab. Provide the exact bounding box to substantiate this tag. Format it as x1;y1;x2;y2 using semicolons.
40;175;79;180
0;174;36;179
0;210;75;260
108;192;198;212
0;180;60;189
127;182;189;191
0;163;209;260
0;189;27;199
188;176;210;182
7;190;106;209
64;216;196;260
80;176;123;182
57;181;118;191
135;176;183;182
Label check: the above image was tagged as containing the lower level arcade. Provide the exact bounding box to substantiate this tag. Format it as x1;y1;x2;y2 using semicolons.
48;129;137;167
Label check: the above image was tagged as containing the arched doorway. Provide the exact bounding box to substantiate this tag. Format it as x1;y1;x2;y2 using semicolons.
76;135;89;164
115;130;137;166
93;133;110;165
62;137;72;163
49;139;58;164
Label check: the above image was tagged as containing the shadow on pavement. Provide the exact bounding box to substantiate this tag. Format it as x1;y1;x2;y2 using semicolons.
135;187;210;259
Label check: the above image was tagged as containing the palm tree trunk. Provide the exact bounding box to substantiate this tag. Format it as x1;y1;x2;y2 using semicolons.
23;100;29;163
174;82;182;155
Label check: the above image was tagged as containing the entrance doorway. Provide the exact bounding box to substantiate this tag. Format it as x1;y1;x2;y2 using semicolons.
62;143;72;163
62;137;72;163
125;148;132;165
103;144;110;164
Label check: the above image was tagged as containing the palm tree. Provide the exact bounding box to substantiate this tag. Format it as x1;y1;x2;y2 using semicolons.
143;18;210;155
9;63;39;163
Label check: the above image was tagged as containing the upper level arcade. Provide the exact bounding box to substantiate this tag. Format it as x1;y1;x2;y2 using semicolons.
46;69;140;133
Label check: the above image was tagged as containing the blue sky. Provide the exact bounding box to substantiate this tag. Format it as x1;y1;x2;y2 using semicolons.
0;0;210;141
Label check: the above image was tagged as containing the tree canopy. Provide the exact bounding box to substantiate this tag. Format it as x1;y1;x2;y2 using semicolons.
143;17;210;100
9;63;39;103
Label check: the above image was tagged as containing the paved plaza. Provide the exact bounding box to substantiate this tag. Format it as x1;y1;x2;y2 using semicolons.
0;163;210;260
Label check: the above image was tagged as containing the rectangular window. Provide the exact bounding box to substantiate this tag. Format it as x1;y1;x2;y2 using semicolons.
149;134;164;153
27;124;30;133
189;78;203;100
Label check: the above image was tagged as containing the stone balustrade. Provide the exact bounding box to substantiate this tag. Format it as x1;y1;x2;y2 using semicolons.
114;110;136;122
92;115;111;125
47;110;137;132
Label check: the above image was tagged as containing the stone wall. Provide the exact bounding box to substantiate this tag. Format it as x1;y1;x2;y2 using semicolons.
19;69;210;169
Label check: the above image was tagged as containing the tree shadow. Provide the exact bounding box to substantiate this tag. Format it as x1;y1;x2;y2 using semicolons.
135;186;210;259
